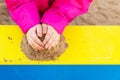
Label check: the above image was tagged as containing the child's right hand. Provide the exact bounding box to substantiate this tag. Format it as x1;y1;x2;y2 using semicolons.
26;24;44;51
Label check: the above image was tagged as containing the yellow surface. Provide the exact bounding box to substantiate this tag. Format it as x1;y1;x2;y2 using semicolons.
1;25;120;64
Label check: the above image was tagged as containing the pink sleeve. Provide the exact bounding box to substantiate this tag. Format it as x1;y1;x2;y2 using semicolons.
41;0;92;34
5;0;40;34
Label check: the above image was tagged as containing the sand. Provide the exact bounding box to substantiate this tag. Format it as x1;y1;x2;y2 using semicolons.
21;35;68;61
1;0;120;25
1;0;120;60
70;0;120;25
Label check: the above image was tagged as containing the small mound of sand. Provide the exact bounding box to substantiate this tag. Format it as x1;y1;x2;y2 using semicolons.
21;35;68;61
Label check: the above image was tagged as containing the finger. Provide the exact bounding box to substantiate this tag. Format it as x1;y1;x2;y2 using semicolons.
36;24;42;37
43;28;53;45
31;31;44;47
45;34;54;49
28;36;43;51
48;34;60;49
48;41;56;50
52;41;57;47
42;23;48;34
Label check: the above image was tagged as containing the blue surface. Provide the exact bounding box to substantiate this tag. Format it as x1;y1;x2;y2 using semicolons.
0;65;120;80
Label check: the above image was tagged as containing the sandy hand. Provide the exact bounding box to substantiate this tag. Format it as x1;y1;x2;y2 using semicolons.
26;23;60;51
42;23;60;50
26;24;44;51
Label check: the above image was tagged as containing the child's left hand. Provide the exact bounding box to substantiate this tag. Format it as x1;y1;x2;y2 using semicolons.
42;23;60;50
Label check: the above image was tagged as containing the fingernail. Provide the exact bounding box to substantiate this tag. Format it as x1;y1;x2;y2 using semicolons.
43;32;46;34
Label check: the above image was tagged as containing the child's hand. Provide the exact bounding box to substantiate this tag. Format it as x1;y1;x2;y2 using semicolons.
26;24;44;51
42;23;60;50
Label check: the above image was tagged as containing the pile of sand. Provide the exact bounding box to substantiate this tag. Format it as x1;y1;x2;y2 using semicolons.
1;0;120;25
21;35;68;61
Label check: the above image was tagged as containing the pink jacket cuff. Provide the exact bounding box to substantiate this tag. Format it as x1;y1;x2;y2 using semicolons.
41;9;68;34
8;1;40;34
